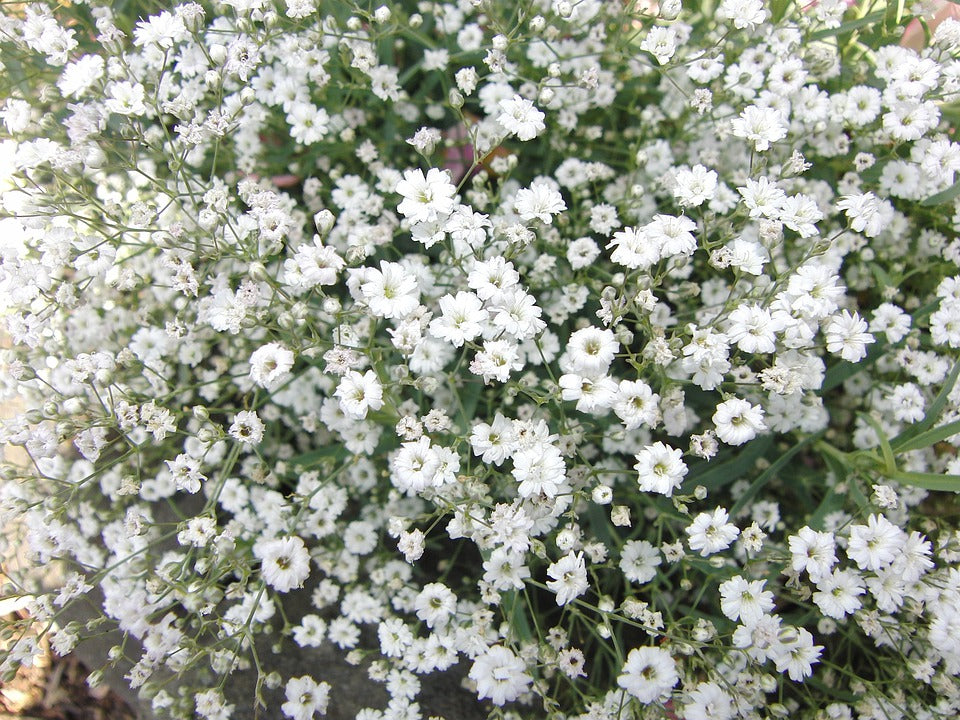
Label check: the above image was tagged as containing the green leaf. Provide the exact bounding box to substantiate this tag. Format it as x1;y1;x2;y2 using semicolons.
884;0;906;35
891;418;960;455
809;9;885;40
688;436;773;492
921;179;960;207
730;433;821;516
858;414;897;475
822;341;884;393
810;457;846;531
289;444;351;467
887;469;960;493
891;360;960;449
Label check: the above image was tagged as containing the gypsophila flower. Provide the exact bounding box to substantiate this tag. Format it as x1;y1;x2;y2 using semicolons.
469;646;532;706
497;95;546;141
8;4;960;718
515;180;567;224
334;370;384;420
634;442;687;496
396;168;456;224
256;536;311;593
686;508;740;556
824;311;875;363
546;551;588;605
230;410;265;445
250;343;295;389
712;398;766;446
617;646;679;704
281;676;331;720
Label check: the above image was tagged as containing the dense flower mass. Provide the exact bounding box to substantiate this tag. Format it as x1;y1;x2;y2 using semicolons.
3;1;960;719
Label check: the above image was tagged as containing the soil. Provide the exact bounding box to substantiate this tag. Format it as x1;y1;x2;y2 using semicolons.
0;608;136;720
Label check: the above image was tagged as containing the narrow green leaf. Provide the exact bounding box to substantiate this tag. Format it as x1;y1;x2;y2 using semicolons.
859;414;897;475
289;444;350;467
811;457;846;531
884;0;906;34
891;360;960;449
809;10;885;40
730;433;821;516
822;341;884;393
689;436;773;491
891;418;960;455
888;469;960;493
847;476;872;512
921;179;960;207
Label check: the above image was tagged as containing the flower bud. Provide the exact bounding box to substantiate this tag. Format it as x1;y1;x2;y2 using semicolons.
374;5;391;23
314;209;336;236
660;0;682;20
208;44;227;65
248;261;267;281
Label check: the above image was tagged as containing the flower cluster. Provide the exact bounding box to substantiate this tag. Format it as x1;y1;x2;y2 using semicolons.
3;1;960;719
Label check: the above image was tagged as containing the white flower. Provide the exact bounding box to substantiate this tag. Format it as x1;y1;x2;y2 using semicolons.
640;25;678;65
718;576;774;624
567;237;601;270
634;441;687;496
396;168;456;224
334;370;384;420
414;583;457;628
359;261;420;319
250;342;295;389
613;380;661;430
546;551;588;605
58;54;104;98
619;540;662;584
712;398;766;446
470;339;523;383
469;645;532;706
788;527;837;581
836;192;892;238
686;508;740;556
512;444;566;498
812;568;865;619
870;303;911;343
673;164;718;207
105;81;147;116
229;410;265;444
717;0;766;29
497;95;546;141
773;627;822;681
256;536;311;593
608;226;660;269
482;548;531;590
392;436;441;493
564;326;619;376
731;105;787;151
429;291;488;347
683;681;735;720
515;180;567;224
824;311;875;362
846;514;906;571
398;528;426;563
281;675;330;720
726;303;784;353
616;646;679;703
559;373;618;414
469;413;517;465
